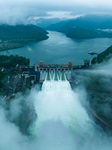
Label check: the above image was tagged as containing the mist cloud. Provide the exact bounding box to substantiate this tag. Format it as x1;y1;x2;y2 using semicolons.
0;68;112;150
0;0;112;25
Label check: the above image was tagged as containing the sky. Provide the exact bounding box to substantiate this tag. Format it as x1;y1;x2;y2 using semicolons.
0;0;112;25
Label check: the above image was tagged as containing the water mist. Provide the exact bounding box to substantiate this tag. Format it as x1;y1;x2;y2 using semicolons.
29;71;107;150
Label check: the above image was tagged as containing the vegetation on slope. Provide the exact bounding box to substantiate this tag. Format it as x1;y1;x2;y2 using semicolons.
0;25;48;39
0;70;6;88
36;18;61;27
0;55;30;89
45;20;69;31
84;72;112;131
66;27;102;39
72;70;112;132
45;15;112;39
46;15;112;33
0;25;49;51
0;55;30;69
91;46;112;64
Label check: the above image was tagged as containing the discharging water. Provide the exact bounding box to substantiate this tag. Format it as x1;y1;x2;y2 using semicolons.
28;72;110;150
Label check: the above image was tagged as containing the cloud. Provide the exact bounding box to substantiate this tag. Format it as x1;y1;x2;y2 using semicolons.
73;58;112;128
0;0;111;25
0;105;28;150
0;5;47;25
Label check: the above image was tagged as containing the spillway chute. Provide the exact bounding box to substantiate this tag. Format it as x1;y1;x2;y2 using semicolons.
53;70;59;81
46;70;51;81
40;69;72;83
60;70;66;81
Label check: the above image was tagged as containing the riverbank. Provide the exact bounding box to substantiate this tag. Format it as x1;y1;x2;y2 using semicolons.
0;25;49;51
0;38;48;52
0;41;24;51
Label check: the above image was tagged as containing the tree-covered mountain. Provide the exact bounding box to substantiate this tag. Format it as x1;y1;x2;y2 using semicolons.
66;27;112;39
0;55;30;69
66;27;102;39
45;20;69;31
36;18;62;27
45;14;112;39
91;46;112;64
0;25;48;40
0;25;49;51
46;15;112;33
59;15;112;33
0;55;30;89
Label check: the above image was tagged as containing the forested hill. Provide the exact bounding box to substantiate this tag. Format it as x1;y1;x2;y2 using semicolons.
91;46;112;64
0;25;48;40
66;27;112;39
45;15;112;33
0;55;30;69
45;20;69;31
0;55;30;89
45;15;112;39
0;25;49;51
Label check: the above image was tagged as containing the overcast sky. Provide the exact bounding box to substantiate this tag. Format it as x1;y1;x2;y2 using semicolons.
0;0;112;25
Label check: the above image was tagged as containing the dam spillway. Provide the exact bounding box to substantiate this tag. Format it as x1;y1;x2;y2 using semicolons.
41;69;67;82
38;60;90;83
20;60;90;84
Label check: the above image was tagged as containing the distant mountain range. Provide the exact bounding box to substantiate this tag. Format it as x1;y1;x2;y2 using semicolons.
35;18;62;27
45;15;112;39
44;19;69;31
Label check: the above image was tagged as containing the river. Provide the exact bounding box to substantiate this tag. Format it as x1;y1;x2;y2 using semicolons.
0;31;112;65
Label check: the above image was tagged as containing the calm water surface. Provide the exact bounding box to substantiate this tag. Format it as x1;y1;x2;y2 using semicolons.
0;31;112;65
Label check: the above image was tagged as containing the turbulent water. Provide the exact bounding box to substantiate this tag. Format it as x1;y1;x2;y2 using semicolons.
27;72;111;150
0;69;112;150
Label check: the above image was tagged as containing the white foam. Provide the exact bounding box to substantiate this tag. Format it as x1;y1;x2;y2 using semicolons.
28;77;106;150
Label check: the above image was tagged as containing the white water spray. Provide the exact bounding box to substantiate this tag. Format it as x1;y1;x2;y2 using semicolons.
29;71;107;150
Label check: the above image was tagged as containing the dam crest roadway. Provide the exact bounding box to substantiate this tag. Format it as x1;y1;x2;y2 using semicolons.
21;60;90;84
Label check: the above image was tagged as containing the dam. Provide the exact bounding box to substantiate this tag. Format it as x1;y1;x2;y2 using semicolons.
20;60;90;85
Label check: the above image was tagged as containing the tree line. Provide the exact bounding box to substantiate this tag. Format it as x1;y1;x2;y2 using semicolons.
0;55;30;89
0;55;30;69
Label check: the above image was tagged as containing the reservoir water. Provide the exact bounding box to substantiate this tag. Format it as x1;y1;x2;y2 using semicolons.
0;31;112;65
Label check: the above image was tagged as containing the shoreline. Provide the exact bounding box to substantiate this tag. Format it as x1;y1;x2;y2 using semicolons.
0;37;48;52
